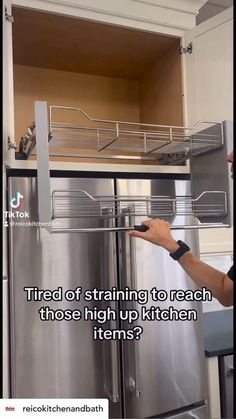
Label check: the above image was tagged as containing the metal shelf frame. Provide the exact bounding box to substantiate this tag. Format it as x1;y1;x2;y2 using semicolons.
47;105;224;158
51;190;227;219
33;101;230;233
17;102;224;163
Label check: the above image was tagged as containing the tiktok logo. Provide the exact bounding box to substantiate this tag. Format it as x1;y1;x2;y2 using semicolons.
9;192;24;209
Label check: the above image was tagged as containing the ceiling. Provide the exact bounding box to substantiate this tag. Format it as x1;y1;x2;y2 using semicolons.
12;7;179;80
197;0;233;24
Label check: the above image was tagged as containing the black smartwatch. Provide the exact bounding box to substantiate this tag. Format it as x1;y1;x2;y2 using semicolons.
169;240;190;261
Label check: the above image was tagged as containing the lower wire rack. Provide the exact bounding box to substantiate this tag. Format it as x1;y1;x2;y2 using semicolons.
51;190;227;220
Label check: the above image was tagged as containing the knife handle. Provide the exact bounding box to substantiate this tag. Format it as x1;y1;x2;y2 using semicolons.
134;225;149;232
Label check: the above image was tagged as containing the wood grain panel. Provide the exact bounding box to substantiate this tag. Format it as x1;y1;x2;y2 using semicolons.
140;43;183;126
14;65;147;164
12;6;179;80
12;6;183;166
14;64;140;138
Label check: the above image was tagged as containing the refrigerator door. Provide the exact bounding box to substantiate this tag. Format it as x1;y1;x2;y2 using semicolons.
8;176;122;418
116;179;207;418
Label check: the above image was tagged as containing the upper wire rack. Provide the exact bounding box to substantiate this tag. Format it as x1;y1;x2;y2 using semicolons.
47;105;224;157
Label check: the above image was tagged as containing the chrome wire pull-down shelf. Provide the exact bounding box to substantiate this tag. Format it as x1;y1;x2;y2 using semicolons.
17;104;224;163
30;101;231;233
51;190;227;220
49;189;229;233
49;105;223;161
47;106;223;160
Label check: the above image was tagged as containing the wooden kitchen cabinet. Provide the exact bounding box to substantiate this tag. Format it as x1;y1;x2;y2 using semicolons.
3;0;233;248
3;0;232;172
12;10;184;166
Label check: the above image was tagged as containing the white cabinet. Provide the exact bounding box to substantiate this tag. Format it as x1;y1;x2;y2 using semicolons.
185;7;233;125
7;0;208;32
205;357;221;419
3;1;233;246
3;0;232;173
184;8;233;253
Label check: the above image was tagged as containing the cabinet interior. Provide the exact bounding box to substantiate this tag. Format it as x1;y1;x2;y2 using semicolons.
12;6;183;164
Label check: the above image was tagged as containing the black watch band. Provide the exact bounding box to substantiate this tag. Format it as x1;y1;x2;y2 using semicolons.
169;240;190;261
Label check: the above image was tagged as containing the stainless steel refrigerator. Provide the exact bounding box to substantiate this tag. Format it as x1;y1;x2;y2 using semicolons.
8;175;208;419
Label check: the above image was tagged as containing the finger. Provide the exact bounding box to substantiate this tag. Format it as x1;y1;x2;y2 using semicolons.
128;230;148;239
142;219;152;227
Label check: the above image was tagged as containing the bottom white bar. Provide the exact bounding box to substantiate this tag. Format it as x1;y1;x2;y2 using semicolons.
0;399;108;419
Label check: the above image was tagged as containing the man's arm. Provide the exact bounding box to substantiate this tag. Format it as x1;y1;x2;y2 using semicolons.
129;219;233;307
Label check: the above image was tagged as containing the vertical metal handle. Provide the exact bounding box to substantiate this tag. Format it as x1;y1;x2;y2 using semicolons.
110;226;120;403
124;208;141;398
226;365;234;376
101;209;120;403
118;208;142;399
129;228;142;398
110;341;119;402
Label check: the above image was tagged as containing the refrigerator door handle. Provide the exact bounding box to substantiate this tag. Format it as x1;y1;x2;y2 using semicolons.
129;230;142;398
226;364;234;376
101;209;120;403
110;225;120;403
119;207;142;398
110;340;120;403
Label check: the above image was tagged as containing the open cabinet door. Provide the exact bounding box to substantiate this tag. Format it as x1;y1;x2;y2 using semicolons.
3;0;15;398
3;0;15;164
184;6;233;125
183;6;233;253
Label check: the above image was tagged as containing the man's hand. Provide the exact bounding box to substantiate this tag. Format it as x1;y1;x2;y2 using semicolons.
129;218;180;253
